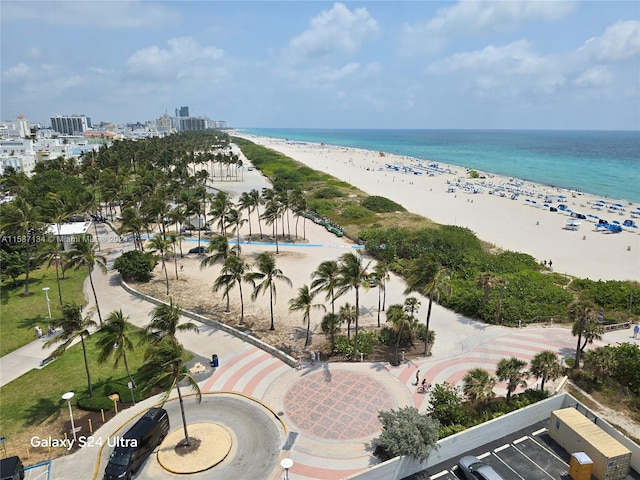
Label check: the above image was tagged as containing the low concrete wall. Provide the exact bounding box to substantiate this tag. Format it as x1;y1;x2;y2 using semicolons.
345;393;640;480
119;278;298;368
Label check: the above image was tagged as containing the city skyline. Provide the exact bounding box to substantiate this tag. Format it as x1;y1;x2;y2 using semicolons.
1;1;639;130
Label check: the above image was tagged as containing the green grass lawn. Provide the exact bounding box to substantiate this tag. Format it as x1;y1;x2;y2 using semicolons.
0;333;149;439
0;266;88;357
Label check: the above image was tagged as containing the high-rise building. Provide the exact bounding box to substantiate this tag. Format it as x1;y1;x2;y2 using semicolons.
180;117;206;131
175;106;189;117
50;115;92;135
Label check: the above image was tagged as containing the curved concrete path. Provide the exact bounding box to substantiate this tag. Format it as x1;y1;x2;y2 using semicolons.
2;222;634;480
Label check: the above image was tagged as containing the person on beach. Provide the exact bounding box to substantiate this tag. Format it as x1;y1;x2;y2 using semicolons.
415;369;420;385
634;324;639;339
310;351;316;365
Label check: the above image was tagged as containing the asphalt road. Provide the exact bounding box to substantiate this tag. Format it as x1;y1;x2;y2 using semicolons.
98;393;286;480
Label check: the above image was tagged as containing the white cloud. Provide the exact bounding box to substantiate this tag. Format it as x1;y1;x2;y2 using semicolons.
573;66;613;88
1;1;177;29
426;40;566;97
402;0;576;55
283;2;378;64
126;37;226;84
578;20;640;62
2;63;31;81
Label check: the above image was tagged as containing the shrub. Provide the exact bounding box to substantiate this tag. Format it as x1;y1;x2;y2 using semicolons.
113;250;157;282
376;406;440;462
340;205;373;219
333;331;379;357
361;195;406;213
313;186;343;199
307;199;336;216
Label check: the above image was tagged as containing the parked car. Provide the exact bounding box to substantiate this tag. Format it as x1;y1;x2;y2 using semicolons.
0;456;25;480
457;455;505;480
103;408;170;480
188;246;207;254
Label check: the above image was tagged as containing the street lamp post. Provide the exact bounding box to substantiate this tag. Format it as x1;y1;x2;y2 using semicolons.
42;287;52;319
62;392;77;443
280;458;293;480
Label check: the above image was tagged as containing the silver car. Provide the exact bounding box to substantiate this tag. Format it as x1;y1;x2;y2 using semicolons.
457;455;505;480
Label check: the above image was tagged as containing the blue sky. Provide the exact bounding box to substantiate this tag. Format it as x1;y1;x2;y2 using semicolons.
1;1;639;130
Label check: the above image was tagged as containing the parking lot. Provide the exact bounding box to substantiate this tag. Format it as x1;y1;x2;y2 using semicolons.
405;420;639;480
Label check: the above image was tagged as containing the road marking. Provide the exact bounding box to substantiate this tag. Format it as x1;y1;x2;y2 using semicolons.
494;443;510;453
478;452;492;459
513;436;528;444
431;470;451;479
532;427;547;436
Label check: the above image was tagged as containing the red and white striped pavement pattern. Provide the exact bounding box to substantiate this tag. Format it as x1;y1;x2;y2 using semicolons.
198;327;615;480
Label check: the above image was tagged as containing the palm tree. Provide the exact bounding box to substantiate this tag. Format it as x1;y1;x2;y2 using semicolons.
141;337;201;447
289;284;326;347
43;303;97;397
404;296;421;317
167;232;180;279
321;312;341;353
404;255;450;355
38;237;66;306
65;234;107;325
144;299;199;343
96;309;137;387
583;346;617;384
248;189;263;239
311;260;341;315
386;304;413;366
529;350;563;391
462;368;496;405
218;254;251;324
147;235;173;295
210;191;233;236
200;235;231;270
246;252;292;330
373;262;391;312
226;208;246;256
0;196;42;296
337;252;371;360
339;302;357;338
496;357;528;404
261;196;281;254
238;191;255;240
579;318;605;353
569;301;596;369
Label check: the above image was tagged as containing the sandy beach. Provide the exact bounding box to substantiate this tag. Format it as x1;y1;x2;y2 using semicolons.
133;134;638;358
235;133;640;282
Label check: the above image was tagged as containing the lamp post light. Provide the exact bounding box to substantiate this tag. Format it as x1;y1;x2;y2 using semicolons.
280;458;293;480
62;392;77;443
42;287;52;319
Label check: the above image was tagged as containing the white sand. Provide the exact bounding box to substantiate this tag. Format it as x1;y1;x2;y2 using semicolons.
235;134;640;282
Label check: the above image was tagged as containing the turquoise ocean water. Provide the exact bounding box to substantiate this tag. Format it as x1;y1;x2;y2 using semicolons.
240;129;640;204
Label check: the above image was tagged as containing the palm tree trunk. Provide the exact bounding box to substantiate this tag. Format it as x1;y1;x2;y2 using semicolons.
425;294;433;355
176;385;191;446
269;285;275;330
162;256;169;295
23;240;31;296
382;281;387;311
225;291;230;313
173;246;179;279
55;259;63;306
274;217;279;254
81;337;93;397
377;289;382;328
354;287;360;360
256;206;263;239
89;268;103;326
238;281;244;325
574;327;583;369
305;316;311;347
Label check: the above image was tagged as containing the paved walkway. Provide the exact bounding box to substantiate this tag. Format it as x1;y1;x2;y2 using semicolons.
1;222;636;480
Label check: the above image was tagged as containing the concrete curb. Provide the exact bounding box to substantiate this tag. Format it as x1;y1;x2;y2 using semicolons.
119;277;298;368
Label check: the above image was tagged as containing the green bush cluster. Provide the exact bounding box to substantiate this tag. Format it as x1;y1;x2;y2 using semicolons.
113;250;157;282
340;205;374;220
360;195;406;213
313;186;344;199
333;331;379;357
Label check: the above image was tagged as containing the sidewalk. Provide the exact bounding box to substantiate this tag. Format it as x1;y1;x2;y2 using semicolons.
2;222;636;479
